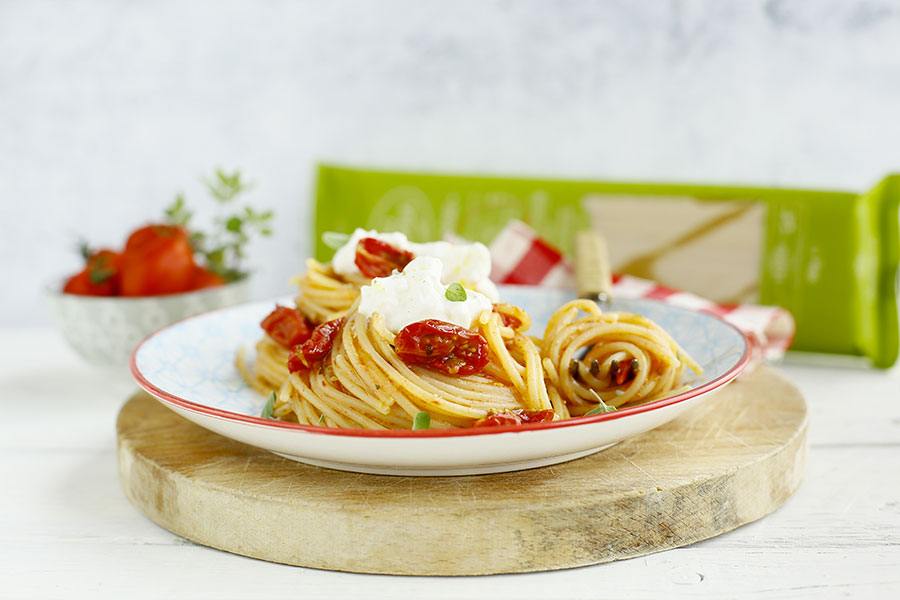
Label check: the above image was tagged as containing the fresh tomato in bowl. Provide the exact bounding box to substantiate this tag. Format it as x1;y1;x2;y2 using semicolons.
189;265;226;290
62;249;122;296
120;225;197;296
51;168;271;367
63;270;114;296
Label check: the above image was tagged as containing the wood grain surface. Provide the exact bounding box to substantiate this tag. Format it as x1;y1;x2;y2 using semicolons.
116;365;807;576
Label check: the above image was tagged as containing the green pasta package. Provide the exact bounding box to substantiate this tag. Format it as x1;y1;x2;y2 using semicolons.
313;164;900;368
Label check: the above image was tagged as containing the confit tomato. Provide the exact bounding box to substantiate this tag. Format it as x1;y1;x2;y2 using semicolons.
287;317;345;372
472;412;520;428
473;409;555;428
609;358;639;386
120;224;196;296
394;319;488;376
354;237;414;279
493;303;523;330
499;313;521;329
62;249;122;296
261;306;314;349
189;265;226;291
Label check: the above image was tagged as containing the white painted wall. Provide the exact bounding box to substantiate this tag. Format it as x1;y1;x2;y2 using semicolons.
3;0;900;326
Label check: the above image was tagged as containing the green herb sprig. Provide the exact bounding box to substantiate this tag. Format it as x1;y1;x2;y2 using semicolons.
584;390;616;416
164;193;192;226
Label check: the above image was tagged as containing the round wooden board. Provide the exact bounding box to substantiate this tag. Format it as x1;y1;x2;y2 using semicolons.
116;365;807;576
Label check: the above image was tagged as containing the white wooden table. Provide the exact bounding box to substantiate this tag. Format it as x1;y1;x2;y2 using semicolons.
2;328;898;599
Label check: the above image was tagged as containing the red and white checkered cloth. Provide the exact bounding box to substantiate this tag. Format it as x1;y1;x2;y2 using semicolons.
489;220;795;363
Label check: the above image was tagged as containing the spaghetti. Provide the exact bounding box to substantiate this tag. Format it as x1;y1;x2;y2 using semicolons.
238;234;702;430
541;299;701;414
240;303;553;429
290;259;361;323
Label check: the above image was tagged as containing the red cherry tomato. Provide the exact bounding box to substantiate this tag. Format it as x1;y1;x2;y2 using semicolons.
120;224;196;296
493;304;523;330
87;249;122;282
63;269;115;296
499;313;521;329
473;409;555;428
62;249;122;296
609;358;639;386
189;265;226;290
288;317;345;372
516;409;555;423
354;237;414;279
124;224;182;253
472;412;521;428
261;306;314;349
394;319;489;376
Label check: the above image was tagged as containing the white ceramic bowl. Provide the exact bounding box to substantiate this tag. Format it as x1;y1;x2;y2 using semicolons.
48;279;251;368
132;287;750;476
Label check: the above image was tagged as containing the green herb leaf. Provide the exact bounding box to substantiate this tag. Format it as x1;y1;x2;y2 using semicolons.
261;392;276;419
159;168;272;284
322;231;351;250
413;411;431;430
225;215;243;233
164;193;192;226
205;168;250;204
584;391;616;416
316;413;326;425
445;282;467;302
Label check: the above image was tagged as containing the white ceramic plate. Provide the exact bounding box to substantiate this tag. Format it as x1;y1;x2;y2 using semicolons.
131;286;750;476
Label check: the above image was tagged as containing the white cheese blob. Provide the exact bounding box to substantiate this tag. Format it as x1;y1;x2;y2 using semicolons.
358;257;493;333
330;228;499;301
412;240;500;301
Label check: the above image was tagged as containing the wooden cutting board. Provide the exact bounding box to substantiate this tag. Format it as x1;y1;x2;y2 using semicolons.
116;365;807;576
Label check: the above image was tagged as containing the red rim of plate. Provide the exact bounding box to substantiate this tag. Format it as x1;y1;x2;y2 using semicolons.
130;299;752;439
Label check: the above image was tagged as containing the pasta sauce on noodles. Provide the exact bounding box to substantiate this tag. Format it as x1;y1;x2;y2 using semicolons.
238;233;701;430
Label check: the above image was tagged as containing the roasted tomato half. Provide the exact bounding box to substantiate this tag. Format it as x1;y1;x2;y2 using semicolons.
493;303;525;330
120;224;196;296
473;409;555;428
609;358;639;386
394;319;489;376
261;305;314;349
354;237;414;279
288;317;345;372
